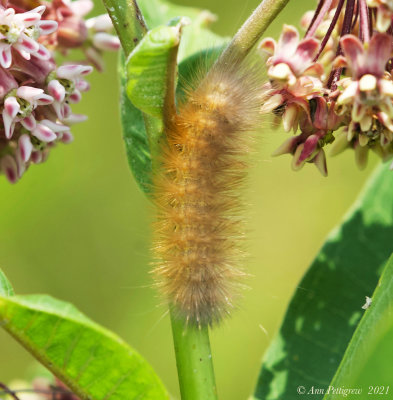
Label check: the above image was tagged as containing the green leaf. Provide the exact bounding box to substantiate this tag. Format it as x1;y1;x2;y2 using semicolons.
323;254;393;399
126;22;182;119
0;294;169;400
137;0;200;28
0;268;14;297
254;163;393;400
137;0;228;67
118;0;228;194
121;0;228;81
119;51;152;193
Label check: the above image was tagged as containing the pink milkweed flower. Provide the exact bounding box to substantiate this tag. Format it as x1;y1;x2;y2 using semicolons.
0;153;18;182
45;0;93;48
260;25;323;87
273;97;341;176
2;85;53;139
259;25;325;141
263;0;393;172
84;14;120;71
86;14;120;51
47;64;92;121
0;5;57;68
336;33;392;80
367;0;393;32
335;34;393;145
0;1;118;183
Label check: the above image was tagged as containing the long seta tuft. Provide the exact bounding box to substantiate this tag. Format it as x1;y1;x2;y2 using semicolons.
152;57;266;326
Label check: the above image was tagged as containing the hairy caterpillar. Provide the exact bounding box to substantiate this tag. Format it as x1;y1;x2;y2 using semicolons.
153;58;265;326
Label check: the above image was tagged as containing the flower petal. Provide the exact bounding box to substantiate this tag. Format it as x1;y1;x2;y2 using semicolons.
259;38;276;57
291;144;306;170
63;113;88;124
330;131;349;156
37;20;58;35
18;134;33;162
92;32;120;51
47;80;66;102
32;124;57;142
86;14;113;31
337;81;358;105
260;93;283;113
16;34;39;53
272;136;300;156
283;103;298;132
17;86;44;102
57;64;93;79
1;155;18;183
40;119;70;133
291;37;320;74
366;33;392;77
69;89;82;103
34;44;51;60
277;25;299;56
4;96;20;118
352;102;367;122
61;131;74;143
15;11;41;27
313;149;328;177
298;134;319;163
21;115;37;131
0;44;12;68
340;35;365;78
69;0;94;16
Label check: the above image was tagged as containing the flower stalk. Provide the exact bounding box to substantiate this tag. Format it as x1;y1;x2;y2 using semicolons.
102;0;147;57
215;0;291;69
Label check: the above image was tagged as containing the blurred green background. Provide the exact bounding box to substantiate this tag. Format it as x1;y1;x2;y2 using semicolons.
0;0;379;399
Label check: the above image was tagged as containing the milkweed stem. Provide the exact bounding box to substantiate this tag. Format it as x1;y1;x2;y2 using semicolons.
215;0;291;69
170;309;218;400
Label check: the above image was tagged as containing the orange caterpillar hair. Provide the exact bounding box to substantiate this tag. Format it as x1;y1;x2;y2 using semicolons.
153;60;264;325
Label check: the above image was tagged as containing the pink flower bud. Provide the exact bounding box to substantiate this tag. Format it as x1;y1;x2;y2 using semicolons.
18;133;33;162
57;16;88;48
0;68;17;99
1;154;18;183
93;32;120;51
32;123;57;142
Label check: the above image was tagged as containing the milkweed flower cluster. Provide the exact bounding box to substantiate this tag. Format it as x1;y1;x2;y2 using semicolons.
0;0;120;183
260;0;393;175
3;377;80;399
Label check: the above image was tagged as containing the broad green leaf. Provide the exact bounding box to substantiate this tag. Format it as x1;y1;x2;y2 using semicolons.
119;52;152;193
0;294;169;400
137;0;200;28
0;268;14;297
254;163;393;400
126;22;182;119
138;0;229;71
323;254;393;399
118;0;228;194
137;0;228;71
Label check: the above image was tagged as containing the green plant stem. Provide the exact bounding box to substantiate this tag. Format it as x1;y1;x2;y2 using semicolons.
170;309;218;400
102;0;147;57
215;0;291;68
104;0;162;171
